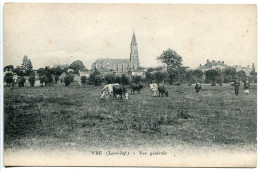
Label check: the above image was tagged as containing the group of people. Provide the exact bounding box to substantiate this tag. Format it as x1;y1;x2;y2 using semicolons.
234;77;250;96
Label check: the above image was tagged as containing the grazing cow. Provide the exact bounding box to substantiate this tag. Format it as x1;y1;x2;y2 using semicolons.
113;85;127;99
100;83;120;99
131;84;143;94
158;85;169;97
149;83;158;96
195;83;202;93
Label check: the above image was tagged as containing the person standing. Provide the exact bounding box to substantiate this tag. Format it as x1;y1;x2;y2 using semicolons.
234;78;240;96
244;78;250;96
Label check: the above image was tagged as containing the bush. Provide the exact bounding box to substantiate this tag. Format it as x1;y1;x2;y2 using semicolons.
18;77;26;87
115;76;121;84
81;76;87;85
121;74;130;85
94;75;102;86
40;75;48;87
4;73;14;86
55;75;59;83
64;74;74;86
29;75;36;87
105;74;116;84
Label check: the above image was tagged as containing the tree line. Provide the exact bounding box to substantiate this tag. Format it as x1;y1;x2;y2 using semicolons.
4;49;257;87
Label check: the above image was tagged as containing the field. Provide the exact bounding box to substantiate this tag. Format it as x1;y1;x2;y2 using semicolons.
4;84;257;153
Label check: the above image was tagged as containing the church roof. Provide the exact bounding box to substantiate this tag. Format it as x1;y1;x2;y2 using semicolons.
93;58;130;64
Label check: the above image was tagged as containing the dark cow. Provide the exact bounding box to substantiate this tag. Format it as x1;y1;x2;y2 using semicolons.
113;85;127;99
131;84;143;94
195;83;202;93
158;85;168;97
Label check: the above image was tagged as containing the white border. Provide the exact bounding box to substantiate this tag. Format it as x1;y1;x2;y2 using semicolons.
0;0;259;172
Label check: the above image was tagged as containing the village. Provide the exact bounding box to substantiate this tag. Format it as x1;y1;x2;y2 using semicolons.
3;32;257;88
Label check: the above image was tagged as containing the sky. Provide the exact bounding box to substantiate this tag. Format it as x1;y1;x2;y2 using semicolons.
4;4;257;70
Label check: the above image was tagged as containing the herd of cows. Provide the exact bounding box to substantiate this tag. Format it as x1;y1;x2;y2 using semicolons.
100;83;202;100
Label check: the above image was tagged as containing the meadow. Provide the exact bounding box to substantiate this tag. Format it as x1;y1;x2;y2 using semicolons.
4;84;257;152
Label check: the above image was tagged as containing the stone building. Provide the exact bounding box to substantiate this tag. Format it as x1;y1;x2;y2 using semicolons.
91;31;140;73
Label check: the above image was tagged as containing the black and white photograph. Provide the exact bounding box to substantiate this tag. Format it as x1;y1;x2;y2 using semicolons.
2;3;257;167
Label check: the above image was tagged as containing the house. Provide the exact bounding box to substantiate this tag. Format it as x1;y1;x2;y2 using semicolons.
79;69;93;78
129;69;146;78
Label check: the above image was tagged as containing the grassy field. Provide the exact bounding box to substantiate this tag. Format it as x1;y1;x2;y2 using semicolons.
4;84;257;152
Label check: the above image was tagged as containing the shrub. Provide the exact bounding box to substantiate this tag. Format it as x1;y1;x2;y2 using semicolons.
4;73;14;86
115;76;121;84
64;74;74;86
40;75;48;87
29;75;36;87
18;77;26;87
121;74;130;85
55;75;59;83
81;76;87;85
105;74;116;84
94;75;102;86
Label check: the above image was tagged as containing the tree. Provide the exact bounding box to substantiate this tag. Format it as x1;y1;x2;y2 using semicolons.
29;75;36;87
236;70;247;82
69;60;85;74
13;66;24;77
132;75;143;84
154;72;169;84
115;76;122;84
52;66;63;76
18;77;26;87
55;75;59;83
4;73;14;86
250;63;256;83
157;48;183;71
192;69;204;83
121;74;129;85
21;55;33;76
94;75;102;86
44;66;53;84
88;69;101;85
40;75;48;87
223;67;236;83
205;69;220;86
37;68;46;76
81;76;87;85
186;70;193;86
105;74;116;84
64;74;74;86
145;72;155;84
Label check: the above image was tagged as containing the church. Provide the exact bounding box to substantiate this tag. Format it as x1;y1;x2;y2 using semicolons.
91;32;140;73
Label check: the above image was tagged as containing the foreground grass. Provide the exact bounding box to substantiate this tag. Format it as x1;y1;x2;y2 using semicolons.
4;84;257;152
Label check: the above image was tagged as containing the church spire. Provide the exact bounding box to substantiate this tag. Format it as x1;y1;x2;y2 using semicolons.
131;31;137;45
130;31;139;69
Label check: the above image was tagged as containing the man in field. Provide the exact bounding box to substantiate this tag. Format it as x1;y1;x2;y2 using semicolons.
100;83;119;99
244;78;250;96
234;78;240;96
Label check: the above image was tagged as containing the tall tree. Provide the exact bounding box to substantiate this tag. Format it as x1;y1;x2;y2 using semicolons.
69;60;85;74
21;55;33;76
157;48;183;71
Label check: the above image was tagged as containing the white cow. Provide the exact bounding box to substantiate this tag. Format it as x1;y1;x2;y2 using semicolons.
149;83;158;96
100;83;120;99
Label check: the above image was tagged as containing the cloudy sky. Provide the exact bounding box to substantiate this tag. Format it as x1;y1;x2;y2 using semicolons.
4;4;257;69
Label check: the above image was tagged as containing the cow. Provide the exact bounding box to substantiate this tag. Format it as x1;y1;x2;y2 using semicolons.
131;84;143;94
158;85;169;97
100;83;119;99
113;85;128;99
149;83;158;96
195;83;202;93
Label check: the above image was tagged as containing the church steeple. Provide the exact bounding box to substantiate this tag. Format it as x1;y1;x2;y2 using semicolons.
130;31;139;69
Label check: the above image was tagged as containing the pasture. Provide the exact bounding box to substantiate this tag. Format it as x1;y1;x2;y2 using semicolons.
4;84;257;152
